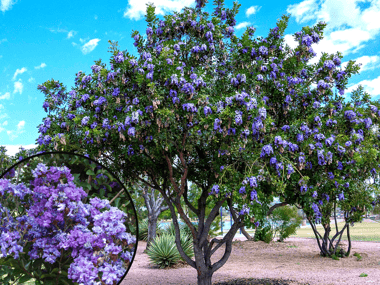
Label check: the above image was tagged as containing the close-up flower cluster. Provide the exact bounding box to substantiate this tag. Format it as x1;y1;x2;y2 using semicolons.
0;163;136;285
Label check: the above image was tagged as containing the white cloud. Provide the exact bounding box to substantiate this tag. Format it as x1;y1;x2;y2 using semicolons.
34;63;46;69
0;38;7;44
235;22;251;30
28;77;35;83
67;30;77;39
285;0;380;63
0;92;10;100
79;38;89;44
49;27;76;39
94;15;98;20
17;120;25;130
81;38;100;54
0;104;3;109
346;75;380;97
246;5;261;17
342;55;380;72
286;0;320;24
13;80;23;94
2;120;7;126
5;121;26;141
12;67;27;80
1;0;15;12
49;27;67;34
0;112;8;120
123;0;195;21
1;144;37;157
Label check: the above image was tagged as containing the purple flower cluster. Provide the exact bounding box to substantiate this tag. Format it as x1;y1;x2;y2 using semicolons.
0;164;136;285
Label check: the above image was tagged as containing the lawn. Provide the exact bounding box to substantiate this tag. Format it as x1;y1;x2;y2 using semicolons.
290;220;380;242
215;220;380;242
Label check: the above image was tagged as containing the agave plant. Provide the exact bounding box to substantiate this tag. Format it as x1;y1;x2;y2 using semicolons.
179;232;194;261
147;234;181;268
147;231;194;268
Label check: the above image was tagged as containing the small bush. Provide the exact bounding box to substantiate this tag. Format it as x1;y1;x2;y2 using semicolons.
147;234;181;268
354;252;362;261
271;205;303;242
253;223;273;243
331;254;340;260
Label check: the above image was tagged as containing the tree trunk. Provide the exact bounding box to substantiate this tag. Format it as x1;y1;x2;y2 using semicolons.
197;270;213;285
241;226;253;240
146;215;158;250
140;185;169;252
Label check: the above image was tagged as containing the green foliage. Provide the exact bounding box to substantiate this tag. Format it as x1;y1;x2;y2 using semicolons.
147;232;194;268
253;222;274;243
271;205;303;242
354;252;362;261
359;273;368;277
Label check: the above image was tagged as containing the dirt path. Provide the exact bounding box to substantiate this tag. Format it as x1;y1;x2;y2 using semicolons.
122;237;380;285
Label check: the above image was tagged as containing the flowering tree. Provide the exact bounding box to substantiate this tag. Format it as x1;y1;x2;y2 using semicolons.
32;0;380;283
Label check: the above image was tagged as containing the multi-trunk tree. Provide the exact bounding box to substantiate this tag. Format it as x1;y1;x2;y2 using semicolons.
28;0;380;283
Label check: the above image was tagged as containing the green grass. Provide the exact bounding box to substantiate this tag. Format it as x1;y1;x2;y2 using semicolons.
289;221;380;242
216;220;380;242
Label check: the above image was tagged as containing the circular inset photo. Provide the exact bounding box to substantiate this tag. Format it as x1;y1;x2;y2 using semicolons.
0;151;138;285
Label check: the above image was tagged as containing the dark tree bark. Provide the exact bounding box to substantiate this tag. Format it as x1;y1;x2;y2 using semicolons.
346;223;352;256
241;226;253;241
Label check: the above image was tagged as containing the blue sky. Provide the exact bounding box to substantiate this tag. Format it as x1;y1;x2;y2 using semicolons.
1;0;380;157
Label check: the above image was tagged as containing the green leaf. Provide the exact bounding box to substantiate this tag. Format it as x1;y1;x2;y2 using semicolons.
18;274;34;284
86;169;95;176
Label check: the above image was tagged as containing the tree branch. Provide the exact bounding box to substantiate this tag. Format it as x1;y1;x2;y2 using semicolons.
267;202;288;216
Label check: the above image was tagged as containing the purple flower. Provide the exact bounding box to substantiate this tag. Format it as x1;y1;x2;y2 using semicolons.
260;144;273;158
370;105;378;113
345;110;356;120
338;192;345;201
114;52;124;63
235;110;243;125
258;107;267;119
345;141;352;147
81;116;90;126
259;46;268;55
301;35;313;47
204;106;212;116
323;60;335;70
281;125;290;132
146;27;153;35
210;185;220;195
317;80;329;90
239;205;249;216
250;190;258;201
287;164;294;175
